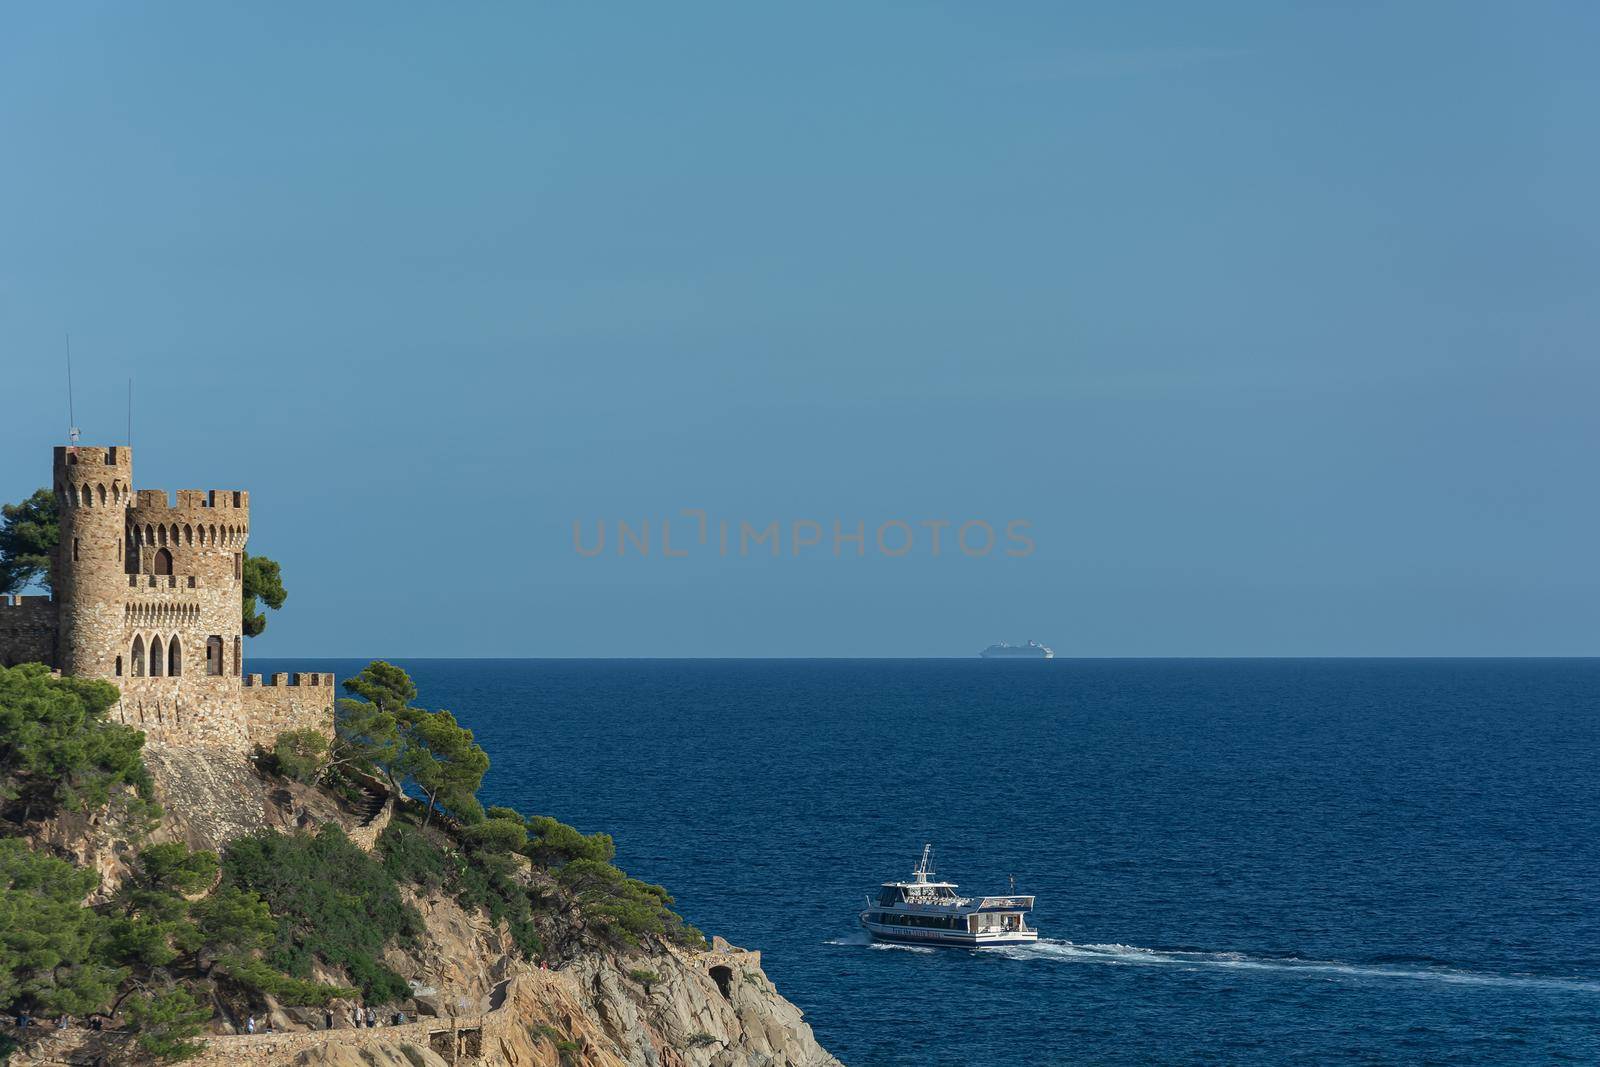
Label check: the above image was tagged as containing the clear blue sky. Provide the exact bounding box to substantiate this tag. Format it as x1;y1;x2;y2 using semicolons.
2;3;1595;657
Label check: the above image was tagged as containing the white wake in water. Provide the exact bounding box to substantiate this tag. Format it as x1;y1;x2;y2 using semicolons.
822;932;936;953
991;940;1600;992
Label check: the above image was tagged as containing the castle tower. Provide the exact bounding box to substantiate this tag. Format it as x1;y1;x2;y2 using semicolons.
53;445;133;677
124;481;250;685
2;444;336;749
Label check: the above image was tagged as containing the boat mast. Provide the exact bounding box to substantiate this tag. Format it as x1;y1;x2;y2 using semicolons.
914;843;934;883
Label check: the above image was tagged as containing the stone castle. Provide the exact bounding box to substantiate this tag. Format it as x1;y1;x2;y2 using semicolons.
0;445;333;749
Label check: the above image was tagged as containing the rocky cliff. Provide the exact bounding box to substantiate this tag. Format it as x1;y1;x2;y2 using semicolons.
14;749;843;1067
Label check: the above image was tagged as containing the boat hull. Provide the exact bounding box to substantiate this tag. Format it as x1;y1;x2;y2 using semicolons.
860;915;1038;948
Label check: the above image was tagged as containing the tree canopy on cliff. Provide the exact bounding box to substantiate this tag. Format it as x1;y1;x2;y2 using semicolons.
221;825;415;1003
333;661;490;827
402;708;490;828
332;661;410;782
240;552;287;637
0;488;58;594
0;663;152;826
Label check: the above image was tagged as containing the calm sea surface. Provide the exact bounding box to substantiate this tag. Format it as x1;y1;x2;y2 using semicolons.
259;658;1600;1065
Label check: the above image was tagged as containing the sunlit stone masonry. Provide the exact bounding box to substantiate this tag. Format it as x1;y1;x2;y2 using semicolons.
0;445;332;749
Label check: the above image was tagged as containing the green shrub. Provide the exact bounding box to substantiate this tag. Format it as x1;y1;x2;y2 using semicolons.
221;825;419;1002
101;844;216;970
0;838;122;1015
447;850;542;959
219;955;353;1005
189;884;275;961
378;823;448;891
270;729;330;783
123;986;209;1062
133;843;219;895
461;817;527;855
627;968;661;989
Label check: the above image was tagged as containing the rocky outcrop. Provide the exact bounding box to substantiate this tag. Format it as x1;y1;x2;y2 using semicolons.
559;939;841;1067
26;746;361;902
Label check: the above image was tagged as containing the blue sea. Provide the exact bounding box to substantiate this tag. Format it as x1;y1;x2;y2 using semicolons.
260;658;1600;1065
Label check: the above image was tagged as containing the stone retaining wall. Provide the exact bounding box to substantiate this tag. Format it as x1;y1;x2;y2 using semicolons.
11;977;519;1067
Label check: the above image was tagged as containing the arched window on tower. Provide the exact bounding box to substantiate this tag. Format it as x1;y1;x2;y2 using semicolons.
149;635;165;677
115;655;123;677
131;636;145;677
97;484;106;505
206;635;224;676
168;635;182;677
153;548;173;576
81;484;92;506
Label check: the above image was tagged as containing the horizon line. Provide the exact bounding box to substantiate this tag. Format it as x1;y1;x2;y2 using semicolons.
244;654;1600;661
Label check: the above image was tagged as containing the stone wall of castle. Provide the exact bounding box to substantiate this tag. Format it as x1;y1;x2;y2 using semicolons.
0;594;56;668
241;673;337;746
112;675;252;748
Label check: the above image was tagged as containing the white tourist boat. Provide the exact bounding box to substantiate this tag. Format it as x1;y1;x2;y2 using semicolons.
860;845;1038;947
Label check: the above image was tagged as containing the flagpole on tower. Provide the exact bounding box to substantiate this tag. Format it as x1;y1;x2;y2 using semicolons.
66;332;80;450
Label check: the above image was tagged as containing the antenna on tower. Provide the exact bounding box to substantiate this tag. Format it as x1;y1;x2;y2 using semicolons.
65;332;80;449
128;377;133;448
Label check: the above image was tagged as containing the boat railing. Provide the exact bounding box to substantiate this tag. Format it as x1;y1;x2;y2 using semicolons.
975;895;1034;909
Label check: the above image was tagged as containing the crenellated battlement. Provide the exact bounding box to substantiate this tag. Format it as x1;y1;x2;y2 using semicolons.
134;489;249;511
243;672;335;688
54;445;131;471
0;594;55;609
127;488;250;555
54;446;133;508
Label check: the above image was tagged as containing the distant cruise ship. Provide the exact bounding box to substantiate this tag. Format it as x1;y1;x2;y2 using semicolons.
980;640;1054;659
